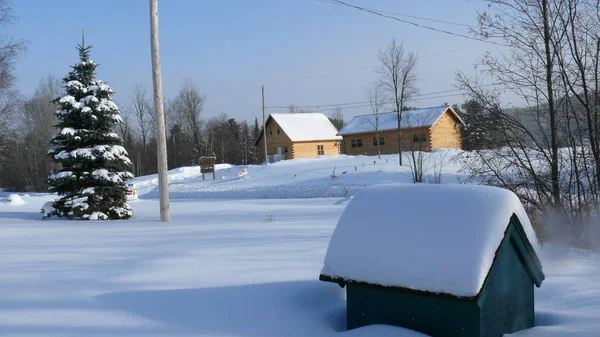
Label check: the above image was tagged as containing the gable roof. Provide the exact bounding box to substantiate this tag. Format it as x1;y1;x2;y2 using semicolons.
337;106;465;136
319;184;542;298
254;113;342;145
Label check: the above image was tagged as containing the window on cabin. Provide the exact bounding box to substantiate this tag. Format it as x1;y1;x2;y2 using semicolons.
277;127;281;134
284;147;288;153
269;127;272;135
373;136;385;146
412;133;426;143
351;139;363;148
317;145;324;155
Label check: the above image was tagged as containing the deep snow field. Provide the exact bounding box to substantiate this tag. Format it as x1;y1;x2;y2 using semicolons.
133;150;463;199
1;151;599;337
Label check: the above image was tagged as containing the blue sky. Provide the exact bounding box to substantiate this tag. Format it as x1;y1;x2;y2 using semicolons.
13;0;497;121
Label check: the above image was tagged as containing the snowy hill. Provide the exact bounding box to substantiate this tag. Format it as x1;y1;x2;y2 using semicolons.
133;150;464;199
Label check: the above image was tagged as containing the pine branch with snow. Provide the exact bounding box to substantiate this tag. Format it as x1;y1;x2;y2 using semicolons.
43;42;133;220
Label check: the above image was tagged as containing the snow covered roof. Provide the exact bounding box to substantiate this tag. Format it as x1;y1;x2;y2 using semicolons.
320;184;541;298
260;113;343;143
337;106;464;136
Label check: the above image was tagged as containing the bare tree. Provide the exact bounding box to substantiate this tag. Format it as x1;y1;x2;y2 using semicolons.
0;0;25;164
0;76;59;191
287;104;308;114
171;80;206;158
128;84;152;150
428;150;447;184
403;111;429;183
240;120;251;164
329;106;345;130
0;0;26;92
21;77;61;190
126;84;155;175
456;0;600;246
377;39;418;166
0;89;18;131
365;83;386;159
465;0;561;208
117;113;132;146
407;150;425;183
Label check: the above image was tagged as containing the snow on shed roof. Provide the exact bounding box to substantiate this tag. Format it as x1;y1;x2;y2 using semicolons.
268;113;342;142
320;184;541;298
337;106;464;136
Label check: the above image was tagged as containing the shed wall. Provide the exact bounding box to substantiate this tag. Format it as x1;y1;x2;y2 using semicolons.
478;223;535;336
346;284;480;337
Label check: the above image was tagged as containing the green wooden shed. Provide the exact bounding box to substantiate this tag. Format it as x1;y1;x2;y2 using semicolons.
319;184;544;337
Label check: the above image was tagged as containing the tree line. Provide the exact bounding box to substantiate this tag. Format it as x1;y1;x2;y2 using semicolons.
0;60;345;192
116;80;266;177
0;76;269;191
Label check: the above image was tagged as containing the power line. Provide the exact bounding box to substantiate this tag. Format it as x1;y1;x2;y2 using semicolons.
269;92;491;114
249;107;262;117
278;44;485;85
364;8;476;29
320;0;509;47
417;83;502;97
416;93;469;101
265;83;503;110
424;44;482;57
227;44;488;110
293;66;374;81
318;0;476;29
278;104;373;114
266;101;370;109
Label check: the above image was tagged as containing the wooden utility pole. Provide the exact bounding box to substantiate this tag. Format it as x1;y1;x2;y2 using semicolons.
262;85;268;163
149;0;170;221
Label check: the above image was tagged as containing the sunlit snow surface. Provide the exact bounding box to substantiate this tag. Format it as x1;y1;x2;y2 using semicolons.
0;152;598;336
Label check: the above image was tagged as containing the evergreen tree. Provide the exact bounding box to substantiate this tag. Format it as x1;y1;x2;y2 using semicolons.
43;41;133;220
251;116;260;142
251;116;261;163
458;100;500;150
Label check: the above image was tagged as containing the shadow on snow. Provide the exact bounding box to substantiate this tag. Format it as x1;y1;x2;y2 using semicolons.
97;280;346;337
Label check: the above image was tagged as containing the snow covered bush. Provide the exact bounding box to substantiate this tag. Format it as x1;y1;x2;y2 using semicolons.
5;194;25;206
43;42;133;220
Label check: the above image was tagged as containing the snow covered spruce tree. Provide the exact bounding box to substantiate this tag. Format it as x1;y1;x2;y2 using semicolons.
43;42;133;220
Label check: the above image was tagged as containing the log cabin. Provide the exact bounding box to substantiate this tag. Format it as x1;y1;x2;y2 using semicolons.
254;113;342;161
337;106;465;155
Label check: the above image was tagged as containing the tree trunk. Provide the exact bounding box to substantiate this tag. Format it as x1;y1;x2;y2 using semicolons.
542;0;560;211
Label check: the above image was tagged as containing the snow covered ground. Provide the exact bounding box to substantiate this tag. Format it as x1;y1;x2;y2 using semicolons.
134;151;464;199
0;152;599;336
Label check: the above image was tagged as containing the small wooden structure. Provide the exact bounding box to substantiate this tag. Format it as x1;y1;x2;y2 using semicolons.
319;184;544;337
198;156;216;180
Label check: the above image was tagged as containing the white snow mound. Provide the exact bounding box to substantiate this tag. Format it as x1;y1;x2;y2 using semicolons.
320;183;540;297
41;201;56;217
5;194;25;206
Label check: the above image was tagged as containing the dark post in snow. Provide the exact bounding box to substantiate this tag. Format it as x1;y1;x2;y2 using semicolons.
149;0;171;221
